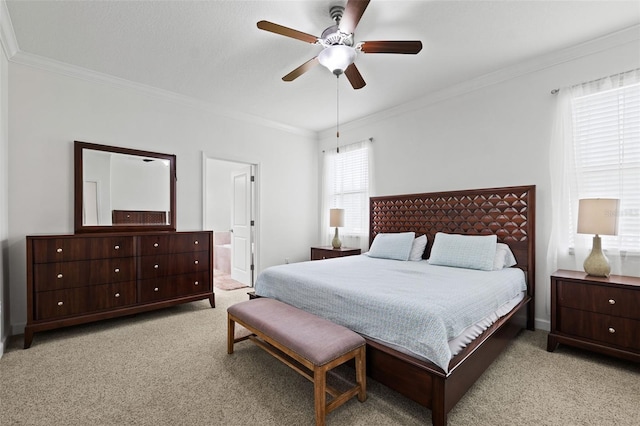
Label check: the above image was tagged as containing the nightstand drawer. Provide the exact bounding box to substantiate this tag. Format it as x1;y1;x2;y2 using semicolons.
558;281;640;320
559;307;640;351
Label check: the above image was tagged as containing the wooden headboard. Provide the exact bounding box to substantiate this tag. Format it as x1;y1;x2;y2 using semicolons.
370;185;536;328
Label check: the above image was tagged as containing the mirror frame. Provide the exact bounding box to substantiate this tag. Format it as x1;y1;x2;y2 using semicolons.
74;141;177;233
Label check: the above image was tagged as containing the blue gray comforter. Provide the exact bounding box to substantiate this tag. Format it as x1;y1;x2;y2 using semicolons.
254;255;526;372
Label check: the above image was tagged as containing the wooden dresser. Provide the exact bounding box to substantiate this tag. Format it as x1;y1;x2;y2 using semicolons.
25;231;214;348
547;269;640;362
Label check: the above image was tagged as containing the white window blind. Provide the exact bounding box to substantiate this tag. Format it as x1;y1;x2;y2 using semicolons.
330;143;369;234
570;80;640;252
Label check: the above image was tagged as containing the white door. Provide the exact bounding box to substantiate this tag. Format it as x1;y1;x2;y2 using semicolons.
231;167;252;285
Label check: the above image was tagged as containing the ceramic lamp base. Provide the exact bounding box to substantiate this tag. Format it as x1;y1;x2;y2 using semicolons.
583;235;611;278
332;227;342;249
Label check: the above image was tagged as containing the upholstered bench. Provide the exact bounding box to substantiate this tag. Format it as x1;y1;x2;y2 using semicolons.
227;298;367;426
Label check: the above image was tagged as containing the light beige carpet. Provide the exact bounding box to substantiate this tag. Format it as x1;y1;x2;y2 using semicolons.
1;288;638;425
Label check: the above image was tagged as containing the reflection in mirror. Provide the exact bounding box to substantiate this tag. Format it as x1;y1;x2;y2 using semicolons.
82;150;170;225
74;141;176;233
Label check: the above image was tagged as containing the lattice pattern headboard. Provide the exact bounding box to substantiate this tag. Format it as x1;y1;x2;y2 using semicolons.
370;185;536;304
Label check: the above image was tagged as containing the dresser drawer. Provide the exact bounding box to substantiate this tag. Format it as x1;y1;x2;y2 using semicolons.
92;282;137;311
558;281;640;320
559;307;640;351
34;258;135;292
35;282;136;320
35;287;90;320
137;252;210;279
137;233;210;256
138;271;211;303
32;236;134;263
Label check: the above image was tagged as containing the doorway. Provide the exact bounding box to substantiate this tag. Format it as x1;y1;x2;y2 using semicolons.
203;156;258;290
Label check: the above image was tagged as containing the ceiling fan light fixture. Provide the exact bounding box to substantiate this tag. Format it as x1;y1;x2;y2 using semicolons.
318;45;356;75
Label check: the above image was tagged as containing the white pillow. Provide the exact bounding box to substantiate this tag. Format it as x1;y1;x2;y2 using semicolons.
367;232;416;261
493;243;517;270
428;232;497;271
409;235;428;261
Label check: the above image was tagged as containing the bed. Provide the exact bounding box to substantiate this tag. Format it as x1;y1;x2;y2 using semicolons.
255;185;535;425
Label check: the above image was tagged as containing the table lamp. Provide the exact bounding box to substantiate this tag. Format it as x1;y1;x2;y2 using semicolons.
330;208;345;249
577;198;619;277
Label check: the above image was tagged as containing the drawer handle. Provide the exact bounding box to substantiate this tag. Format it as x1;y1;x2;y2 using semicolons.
114;268;120;273
194;260;199;265
57;273;63;279
194;240;199;245
56;248;63;253
194;281;199;285
114;245;120;250
115;293;120;298
57;301;63;306
154;287;159;292
154;264;159;269
153;243;159;248
608;299;616;305
608;327;616;334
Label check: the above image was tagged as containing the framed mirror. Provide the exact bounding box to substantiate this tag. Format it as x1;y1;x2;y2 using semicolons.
74;141;176;233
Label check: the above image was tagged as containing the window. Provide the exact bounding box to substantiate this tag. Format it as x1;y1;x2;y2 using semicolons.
329;145;369;233
322;139;372;251
568;70;640;252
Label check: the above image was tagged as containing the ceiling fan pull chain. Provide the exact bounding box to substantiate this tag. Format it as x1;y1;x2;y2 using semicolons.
336;74;340;153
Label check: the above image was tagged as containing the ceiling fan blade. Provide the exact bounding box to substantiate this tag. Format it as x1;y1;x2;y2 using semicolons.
339;0;370;34
282;57;320;82
257;20;318;44
360;40;423;54
344;63;366;90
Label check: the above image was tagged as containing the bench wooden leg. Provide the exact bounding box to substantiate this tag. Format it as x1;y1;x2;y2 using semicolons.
356;346;367;402
314;365;328;426
227;315;235;354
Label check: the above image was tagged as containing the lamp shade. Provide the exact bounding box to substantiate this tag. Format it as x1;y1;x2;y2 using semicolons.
577;198;619;236
318;45;356;75
330;208;345;228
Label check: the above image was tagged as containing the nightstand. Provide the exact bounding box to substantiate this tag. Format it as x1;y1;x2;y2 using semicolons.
310;246;361;261
547;269;640;362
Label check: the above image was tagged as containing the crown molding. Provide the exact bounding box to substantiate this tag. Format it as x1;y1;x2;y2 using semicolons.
0;0;314;138
0;1;18;59
319;24;640;139
9;51;316;138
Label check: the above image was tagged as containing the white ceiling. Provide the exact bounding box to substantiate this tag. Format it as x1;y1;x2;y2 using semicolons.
4;0;640;133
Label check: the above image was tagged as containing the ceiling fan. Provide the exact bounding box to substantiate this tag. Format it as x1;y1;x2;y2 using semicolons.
257;0;422;89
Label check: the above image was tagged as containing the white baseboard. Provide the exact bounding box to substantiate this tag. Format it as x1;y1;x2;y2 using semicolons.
535;318;551;332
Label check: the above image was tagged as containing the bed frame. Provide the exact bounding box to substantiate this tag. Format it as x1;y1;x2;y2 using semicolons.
367;185;535;426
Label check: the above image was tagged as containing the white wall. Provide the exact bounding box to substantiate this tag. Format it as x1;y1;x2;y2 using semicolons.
319;40;640;331
7;63;318;335
110;155;169;213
